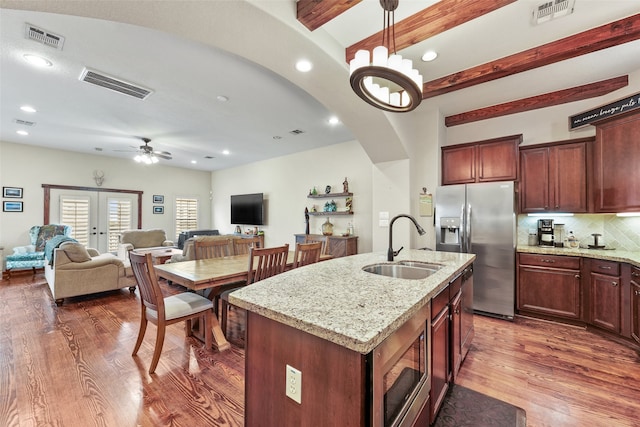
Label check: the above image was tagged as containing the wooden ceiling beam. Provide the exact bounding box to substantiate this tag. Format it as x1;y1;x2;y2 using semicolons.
345;0;516;63
444;76;629;127
425;14;640;98
297;0;362;32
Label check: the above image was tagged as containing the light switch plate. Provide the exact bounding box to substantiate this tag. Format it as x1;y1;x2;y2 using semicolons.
286;364;302;404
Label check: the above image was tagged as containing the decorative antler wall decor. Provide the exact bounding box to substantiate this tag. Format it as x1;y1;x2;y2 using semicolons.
93;170;105;187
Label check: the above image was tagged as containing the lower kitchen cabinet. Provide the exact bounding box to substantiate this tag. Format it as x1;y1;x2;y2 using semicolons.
430;288;450;424
588;259;622;333
631;265;640;345
517;253;582;320
294;234;357;258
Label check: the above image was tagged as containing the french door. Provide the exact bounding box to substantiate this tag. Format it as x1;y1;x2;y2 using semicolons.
45;186;141;254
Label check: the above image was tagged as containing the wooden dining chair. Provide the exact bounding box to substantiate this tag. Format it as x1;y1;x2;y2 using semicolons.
220;243;289;335
293;241;323;268
194;238;232;260
304;235;327;256
130;252;214;374
232;236;263;255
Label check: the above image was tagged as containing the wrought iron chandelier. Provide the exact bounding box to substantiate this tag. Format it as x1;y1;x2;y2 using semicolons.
349;0;423;112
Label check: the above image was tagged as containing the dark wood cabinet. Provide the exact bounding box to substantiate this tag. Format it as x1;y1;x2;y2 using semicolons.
593;112;640;213
519;138;590;213
517;253;582;320
429;288;450;424
588;259;621;333
294;234;357;258
631;265;640;345
441;134;521;185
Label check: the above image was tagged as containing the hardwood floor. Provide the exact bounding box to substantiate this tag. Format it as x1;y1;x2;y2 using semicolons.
1;272;639;426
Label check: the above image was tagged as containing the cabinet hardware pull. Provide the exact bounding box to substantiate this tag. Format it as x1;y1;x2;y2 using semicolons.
599;266;612;269
574;274;580;279
635;290;640;296
632;272;640;278
612;282;618;287
541;259;555;263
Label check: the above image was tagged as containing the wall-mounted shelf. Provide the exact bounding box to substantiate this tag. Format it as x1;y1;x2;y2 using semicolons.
308;211;353;216
307;192;353;199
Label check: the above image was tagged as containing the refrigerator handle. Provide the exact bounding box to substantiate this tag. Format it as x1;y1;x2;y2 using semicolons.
459;204;465;253
466;203;472;253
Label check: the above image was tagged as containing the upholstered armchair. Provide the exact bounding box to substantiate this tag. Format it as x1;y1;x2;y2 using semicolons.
6;224;72;278
45;241;132;305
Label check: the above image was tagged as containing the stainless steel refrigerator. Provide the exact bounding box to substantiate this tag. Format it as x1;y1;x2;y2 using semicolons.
435;181;516;319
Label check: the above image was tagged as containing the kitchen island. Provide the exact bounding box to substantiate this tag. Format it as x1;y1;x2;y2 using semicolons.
229;249;475;426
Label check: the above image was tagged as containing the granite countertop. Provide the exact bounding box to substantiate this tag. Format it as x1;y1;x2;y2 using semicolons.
517;245;640;268
229;250;475;354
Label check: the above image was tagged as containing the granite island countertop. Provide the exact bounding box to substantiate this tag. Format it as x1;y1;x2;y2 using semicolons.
229;249;475;354
517;245;640;268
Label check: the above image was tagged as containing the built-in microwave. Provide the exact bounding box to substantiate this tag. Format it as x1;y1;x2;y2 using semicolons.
369;303;431;427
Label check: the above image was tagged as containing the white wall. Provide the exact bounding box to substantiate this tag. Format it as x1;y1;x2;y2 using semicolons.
0;141;212;253
210;140;374;252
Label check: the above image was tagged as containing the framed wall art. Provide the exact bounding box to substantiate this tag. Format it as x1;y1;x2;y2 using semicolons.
3;187;23;198
153;206;164;214
153;195;164;204
3;201;23;212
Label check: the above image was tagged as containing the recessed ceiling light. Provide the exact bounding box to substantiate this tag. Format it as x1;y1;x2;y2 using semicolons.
222;150;230;155
421;50;438;62
191;160;197;164
20;105;37;113
217;95;229;102
23;54;53;67
328;116;340;125
296;59;312;73
16;130;29;136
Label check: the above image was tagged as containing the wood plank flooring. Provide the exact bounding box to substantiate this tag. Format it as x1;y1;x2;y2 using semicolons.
1;272;639;426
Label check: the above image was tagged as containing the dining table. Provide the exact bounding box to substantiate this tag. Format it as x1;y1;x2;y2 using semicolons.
153;251;330;352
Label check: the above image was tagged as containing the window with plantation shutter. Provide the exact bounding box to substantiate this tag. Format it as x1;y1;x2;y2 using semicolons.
108;198;132;252
60;196;90;245
175;197;198;240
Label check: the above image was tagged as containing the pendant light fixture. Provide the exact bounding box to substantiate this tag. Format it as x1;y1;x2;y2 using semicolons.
349;0;423;112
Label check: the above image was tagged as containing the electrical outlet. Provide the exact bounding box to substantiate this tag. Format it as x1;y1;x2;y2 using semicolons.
286;364;302;404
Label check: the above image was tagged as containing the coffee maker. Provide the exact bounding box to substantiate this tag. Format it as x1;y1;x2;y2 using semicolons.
538;219;554;246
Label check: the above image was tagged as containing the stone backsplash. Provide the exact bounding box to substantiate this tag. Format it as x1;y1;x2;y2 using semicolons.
517;214;640;252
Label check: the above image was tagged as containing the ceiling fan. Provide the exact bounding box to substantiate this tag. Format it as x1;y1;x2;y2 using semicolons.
116;137;172;163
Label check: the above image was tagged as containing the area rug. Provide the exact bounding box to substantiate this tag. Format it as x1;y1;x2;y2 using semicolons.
433;384;527;427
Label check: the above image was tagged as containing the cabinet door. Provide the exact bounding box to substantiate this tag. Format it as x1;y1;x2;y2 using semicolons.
459;271;474;367
450;291;462;379
549;142;588;212
589;272;621;333
632;267;640;344
430;305;450;424
594;113;640;212
442;145;476;185
477;139;518;182
519;148;550;213
517;265;581;319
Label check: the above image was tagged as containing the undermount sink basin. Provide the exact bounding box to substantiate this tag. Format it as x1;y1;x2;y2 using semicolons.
362;261;443;280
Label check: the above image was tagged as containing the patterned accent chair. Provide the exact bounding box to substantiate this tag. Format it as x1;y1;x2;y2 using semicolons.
6;225;72;278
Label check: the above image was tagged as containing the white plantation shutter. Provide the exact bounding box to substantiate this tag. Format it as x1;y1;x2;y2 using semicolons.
175;197;198;240
60;196;90;245
108;198;132;252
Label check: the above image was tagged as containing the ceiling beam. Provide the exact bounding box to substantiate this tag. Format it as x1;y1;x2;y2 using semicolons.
425;13;640;98
345;0;516;63
444;75;629;127
297;0;362;32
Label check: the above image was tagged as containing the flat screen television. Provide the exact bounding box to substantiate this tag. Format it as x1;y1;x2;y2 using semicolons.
231;193;265;225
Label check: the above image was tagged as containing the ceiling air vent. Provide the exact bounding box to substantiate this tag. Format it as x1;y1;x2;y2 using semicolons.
532;0;575;25
289;129;305;135
25;23;65;50
14;119;36;126
79;68;153;100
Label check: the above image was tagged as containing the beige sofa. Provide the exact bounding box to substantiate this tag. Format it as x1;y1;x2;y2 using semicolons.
117;229;174;273
45;242;133;305
168;235;236;263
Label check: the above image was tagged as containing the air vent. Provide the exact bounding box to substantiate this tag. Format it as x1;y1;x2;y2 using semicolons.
532;0;575;25
79;68;153;100
25;23;65;50
204;155;215;159
14;119;36;126
289;129;305;135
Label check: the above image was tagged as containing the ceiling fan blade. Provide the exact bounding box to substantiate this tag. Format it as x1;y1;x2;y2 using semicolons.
155;153;172;160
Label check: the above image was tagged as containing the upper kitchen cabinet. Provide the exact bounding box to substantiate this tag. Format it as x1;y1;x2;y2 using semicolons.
593;111;640;213
441;134;521;185
520;138;591;213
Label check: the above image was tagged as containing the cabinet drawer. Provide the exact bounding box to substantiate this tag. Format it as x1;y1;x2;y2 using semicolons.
519;253;580;270
432;286;450;320
590;259;620;276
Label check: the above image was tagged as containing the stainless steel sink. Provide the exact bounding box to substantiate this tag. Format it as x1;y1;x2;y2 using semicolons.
362;261;443;280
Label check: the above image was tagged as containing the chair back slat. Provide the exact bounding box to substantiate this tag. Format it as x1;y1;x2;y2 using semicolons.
304;236;327;256
129;252;164;315
233;236;262;255
194;238;231;260
247;244;289;284
293;242;322;268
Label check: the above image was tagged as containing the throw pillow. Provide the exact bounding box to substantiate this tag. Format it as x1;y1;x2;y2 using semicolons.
60;242;92;263
35;224;68;251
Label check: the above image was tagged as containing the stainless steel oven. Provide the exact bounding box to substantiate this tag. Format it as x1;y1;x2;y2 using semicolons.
370;303;431;427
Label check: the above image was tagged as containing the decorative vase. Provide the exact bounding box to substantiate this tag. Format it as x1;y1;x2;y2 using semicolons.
322;218;334;236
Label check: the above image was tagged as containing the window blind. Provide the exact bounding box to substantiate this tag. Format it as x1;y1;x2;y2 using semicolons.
108;199;132;252
60;196;90;245
175;197;198;240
